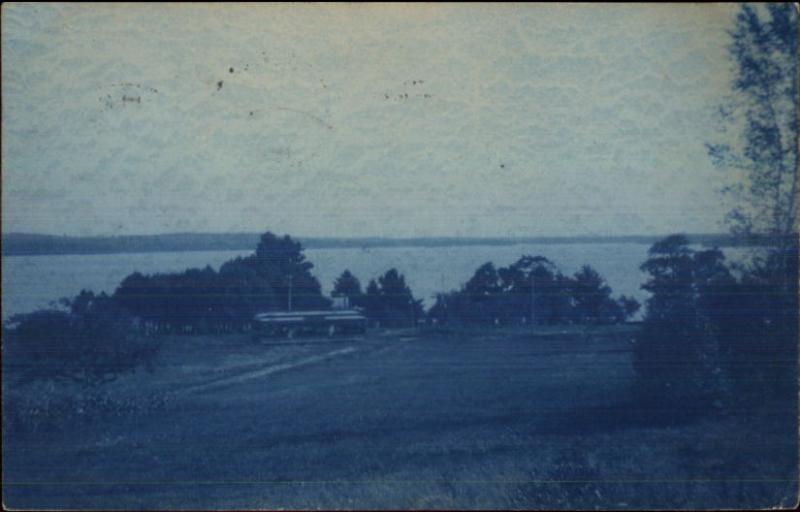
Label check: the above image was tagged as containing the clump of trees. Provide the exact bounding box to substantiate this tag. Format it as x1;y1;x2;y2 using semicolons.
362;269;424;327
428;256;639;326
4;290;159;387
3;231;330;389
633;234;797;412
331;268;424;327
114;232;330;333
634;4;798;415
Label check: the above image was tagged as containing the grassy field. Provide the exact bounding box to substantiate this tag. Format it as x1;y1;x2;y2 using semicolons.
3;325;797;509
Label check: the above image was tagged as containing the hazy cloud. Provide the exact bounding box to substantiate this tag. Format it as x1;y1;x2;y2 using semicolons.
2;4;740;237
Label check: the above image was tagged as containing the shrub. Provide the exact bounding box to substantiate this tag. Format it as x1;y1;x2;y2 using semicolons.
4;291;159;388
633;236;730;411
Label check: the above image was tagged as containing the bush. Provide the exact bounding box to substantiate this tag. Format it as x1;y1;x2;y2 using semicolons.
4;291;159;388
633;236;731;411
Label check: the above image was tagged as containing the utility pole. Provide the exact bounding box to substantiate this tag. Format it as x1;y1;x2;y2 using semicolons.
530;273;535;327
287;275;293;312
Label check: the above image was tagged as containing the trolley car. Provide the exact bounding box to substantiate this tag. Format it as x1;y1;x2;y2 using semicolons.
252;309;367;340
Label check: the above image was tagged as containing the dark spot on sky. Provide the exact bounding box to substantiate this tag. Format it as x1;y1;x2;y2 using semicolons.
500;164;505;169
217;81;223;91
229;67;234;73
249;111;254;116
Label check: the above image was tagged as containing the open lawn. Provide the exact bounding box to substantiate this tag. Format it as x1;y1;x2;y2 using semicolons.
3;325;797;509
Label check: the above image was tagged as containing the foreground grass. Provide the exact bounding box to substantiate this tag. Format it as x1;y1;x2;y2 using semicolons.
3;326;797;509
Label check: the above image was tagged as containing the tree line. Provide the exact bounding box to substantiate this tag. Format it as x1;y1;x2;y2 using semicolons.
3;229;637;387
425;257;640;326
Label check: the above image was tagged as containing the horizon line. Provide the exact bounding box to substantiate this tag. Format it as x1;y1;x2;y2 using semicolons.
2;231;730;240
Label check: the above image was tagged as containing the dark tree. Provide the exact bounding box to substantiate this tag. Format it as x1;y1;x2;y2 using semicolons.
727;245;798;400
707;4;797;245
464;262;502;296
428;291;464;326
247;232;329;311
633;236;736;412
571;265;618;324
332;270;363;307
362;269;423;327
705;4;798;405
498;256;566;325
114;231;330;333
218;256;278;320
463;262;502;324
217;231;329;315
615;295;641;323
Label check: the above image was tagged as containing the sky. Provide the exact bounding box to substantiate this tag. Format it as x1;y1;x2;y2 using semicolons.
2;3;743;238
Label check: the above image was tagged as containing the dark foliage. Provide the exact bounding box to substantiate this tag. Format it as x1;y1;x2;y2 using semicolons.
719;241;798;402
706;4;797;238
633;234;798;412
639;4;800;416
113;232;330;333
222;231;329;313
331;269;364;307
361;269;423;327
633;236;730;409
4;291;159;387
428;256;638;326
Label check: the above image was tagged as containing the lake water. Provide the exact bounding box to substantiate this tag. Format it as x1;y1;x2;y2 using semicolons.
2;243;663;321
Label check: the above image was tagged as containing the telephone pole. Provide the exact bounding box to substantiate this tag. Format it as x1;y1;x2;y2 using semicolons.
287;275;293;312
530;273;535;327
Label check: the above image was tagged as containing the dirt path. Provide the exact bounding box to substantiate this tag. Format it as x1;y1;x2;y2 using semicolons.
183;346;358;394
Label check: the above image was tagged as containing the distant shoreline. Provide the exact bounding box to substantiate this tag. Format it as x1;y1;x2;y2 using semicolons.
1;232;750;257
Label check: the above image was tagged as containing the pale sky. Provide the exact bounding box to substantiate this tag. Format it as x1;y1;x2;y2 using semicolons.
2;3;742;238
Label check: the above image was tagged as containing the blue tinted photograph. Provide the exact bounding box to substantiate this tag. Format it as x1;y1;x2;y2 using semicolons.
2;3;798;510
